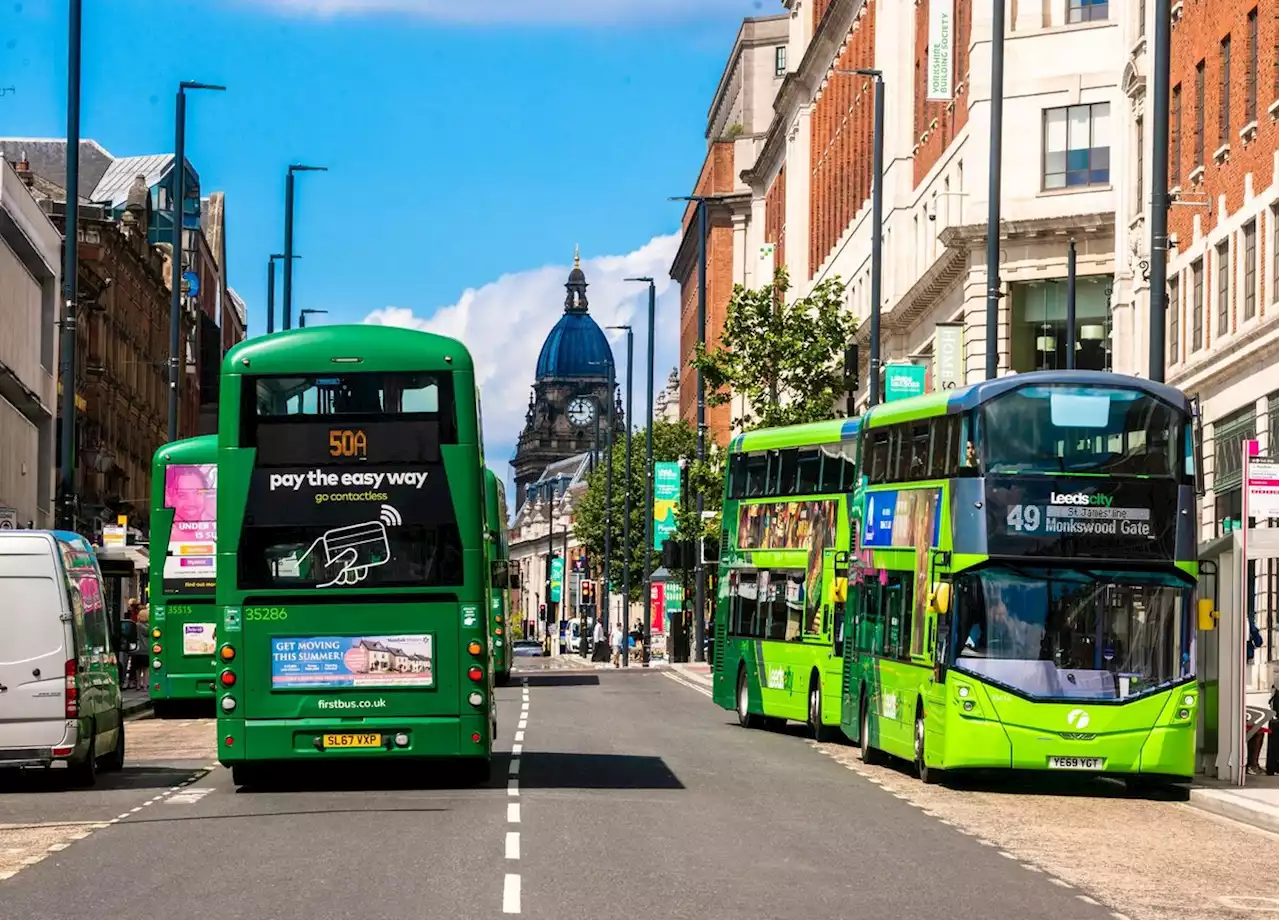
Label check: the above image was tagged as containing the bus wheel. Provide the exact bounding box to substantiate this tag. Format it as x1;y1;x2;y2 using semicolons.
915;709;940;785
152;700;173;720
808;677;836;742
859;702;883;766
736;668;758;729
231;765;262;788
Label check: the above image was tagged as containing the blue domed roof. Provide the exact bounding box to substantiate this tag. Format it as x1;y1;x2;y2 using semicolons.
535;311;612;380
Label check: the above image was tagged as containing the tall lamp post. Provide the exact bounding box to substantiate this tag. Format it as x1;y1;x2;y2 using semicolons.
669;193;713;662
168;80;225;442
985;0;1007;380
266;253;299;335
59;0;83;530
626;276;657;666
282;164;327;331
834;69;884;405
299;308;328;328
602;351;617;644
608;324;634;667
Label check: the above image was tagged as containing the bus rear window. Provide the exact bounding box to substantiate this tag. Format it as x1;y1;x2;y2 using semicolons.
981;385;1185;479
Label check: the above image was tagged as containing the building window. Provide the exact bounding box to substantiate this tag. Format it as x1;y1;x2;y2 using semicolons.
1246;9;1258;124
1169;276;1180;365
775;46;787;76
1067;0;1108;23
1216;242;1230;336
1219;36;1231;145
1194;61;1206;168
1243;220;1257;320
1171;85;1182;184
1043;102;1110;190
1214;403;1256;498
1191;258;1204;351
1135;116;1145;211
1009;276;1114;373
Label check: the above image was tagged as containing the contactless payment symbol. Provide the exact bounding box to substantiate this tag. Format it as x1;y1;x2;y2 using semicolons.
462;605;479;627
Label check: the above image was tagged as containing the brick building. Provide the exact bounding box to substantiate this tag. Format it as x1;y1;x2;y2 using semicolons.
670;13;789;447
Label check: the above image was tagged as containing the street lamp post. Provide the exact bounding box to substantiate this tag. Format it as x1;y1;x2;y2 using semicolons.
59;0;83;531
834;69;885;406
602;352;617;646
299;308;328;328
669;194;712;662
266;253;299;335
168;80;225;443
1147;0;1173;382
626;276;657;666
609;324;634;667
986;0;1007;380
282;164;327;331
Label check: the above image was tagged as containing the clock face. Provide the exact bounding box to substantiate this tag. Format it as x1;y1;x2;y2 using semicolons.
567;396;596;428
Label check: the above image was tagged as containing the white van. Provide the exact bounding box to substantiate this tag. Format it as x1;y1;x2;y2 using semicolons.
0;530;125;785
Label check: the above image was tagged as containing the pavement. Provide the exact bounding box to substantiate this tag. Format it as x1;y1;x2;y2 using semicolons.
1;661;1275;919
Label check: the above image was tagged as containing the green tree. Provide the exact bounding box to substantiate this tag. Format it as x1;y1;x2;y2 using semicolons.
573;418;723;600
691;268;858;431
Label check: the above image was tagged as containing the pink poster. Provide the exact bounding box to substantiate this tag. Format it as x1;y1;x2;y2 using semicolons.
164;464;217;592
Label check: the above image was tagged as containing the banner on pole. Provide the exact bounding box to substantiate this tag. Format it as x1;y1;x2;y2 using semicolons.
653;462;682;549
934;322;964;391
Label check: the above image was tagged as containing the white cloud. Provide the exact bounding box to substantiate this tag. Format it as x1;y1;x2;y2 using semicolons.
365;233;682;485
252;0;760;24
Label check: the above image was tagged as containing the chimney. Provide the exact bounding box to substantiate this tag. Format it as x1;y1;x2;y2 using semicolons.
16;150;32;186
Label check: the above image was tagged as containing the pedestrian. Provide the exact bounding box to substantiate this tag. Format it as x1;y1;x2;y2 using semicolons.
121;598;141;688
610;621;624;667
592;616;606;662
129;604;150;692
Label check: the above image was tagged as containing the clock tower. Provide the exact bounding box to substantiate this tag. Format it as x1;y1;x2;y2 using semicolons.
512;247;623;499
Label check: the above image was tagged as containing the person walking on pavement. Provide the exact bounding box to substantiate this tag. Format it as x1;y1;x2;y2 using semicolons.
121;598;141;688
610;621;624;668
592;616;606;662
130;605;150;692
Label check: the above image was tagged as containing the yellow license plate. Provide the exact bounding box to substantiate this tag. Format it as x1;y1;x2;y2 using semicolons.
322;733;382;749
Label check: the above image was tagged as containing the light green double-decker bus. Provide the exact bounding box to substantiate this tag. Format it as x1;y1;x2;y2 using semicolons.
711;420;859;739
214;325;496;785
484;469;512;685
841;371;1201;788
148;435;219;718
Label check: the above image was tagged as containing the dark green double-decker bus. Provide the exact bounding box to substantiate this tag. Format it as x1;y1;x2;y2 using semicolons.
840;371;1201;787
485;468;512;685
214;325;495;785
148;435;219;717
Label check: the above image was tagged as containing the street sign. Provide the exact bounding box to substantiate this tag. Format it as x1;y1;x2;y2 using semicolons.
884;363;928;401
0;507;15;530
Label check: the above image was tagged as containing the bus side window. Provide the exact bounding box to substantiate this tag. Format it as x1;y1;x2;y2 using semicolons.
729;454;749;499
885;576;911;660
745;453;768;497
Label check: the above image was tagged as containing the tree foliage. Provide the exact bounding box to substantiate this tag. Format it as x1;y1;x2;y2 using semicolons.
573;418;723;598
691;269;858;431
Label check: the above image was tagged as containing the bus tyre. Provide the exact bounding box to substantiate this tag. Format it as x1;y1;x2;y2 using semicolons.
231;765;260;787
915;710;940;785
736;669;759;729
859;703;883;765
68;735;96;787
809;678;836;742
100;719;125;772
152;700;173;720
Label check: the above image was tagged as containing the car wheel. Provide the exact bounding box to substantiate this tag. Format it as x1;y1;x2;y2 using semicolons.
68;735;97;787
99;718;125;772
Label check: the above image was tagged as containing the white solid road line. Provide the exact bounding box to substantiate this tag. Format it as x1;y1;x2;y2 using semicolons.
503;873;521;913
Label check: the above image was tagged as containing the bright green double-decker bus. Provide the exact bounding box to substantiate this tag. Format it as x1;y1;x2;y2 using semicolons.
711;420;859;739
484;468;512;685
214;325;495;785
840;370;1201;788
148;435;219;718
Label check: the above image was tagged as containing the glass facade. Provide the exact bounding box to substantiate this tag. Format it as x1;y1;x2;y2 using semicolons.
1008;276;1113;373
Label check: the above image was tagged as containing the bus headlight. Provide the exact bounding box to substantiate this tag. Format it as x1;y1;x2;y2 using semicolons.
468;691;484;707
1183;694;1195;706
220;695;237;712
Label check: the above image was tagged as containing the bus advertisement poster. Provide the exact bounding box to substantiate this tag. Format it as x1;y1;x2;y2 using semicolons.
164;463;217;591
860;489;942;549
270;634;434;689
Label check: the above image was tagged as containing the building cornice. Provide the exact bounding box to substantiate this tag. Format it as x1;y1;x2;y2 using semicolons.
938;212;1116;249
668;191;753;283
741;0;865;191
707;14;790;139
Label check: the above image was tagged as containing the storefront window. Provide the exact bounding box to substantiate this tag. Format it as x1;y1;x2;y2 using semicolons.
1008;276;1113;373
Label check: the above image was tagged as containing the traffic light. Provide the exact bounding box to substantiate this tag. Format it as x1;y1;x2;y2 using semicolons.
580;580;596;609
539;604;547;622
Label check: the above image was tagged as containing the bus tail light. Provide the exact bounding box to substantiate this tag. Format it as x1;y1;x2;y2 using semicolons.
220;696;237;712
468;666;483;681
467;641;483;656
219;670;236;688
471;732;482;743
152;628;162;639
220;645;236;662
152;644;162;655
495;627;504;636
468;691;484;707
64;658;77;718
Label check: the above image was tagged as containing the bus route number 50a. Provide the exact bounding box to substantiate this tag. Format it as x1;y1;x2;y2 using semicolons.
1006;504;1043;532
329;429;368;458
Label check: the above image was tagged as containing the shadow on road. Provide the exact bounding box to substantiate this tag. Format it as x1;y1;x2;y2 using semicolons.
232;761;499;793
0;765;202;795
518;674;601;688
518;752;684;790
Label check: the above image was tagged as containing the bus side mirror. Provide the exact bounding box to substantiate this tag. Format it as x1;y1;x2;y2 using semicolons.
1197;598;1218;631
929;582;952;615
834;577;848;603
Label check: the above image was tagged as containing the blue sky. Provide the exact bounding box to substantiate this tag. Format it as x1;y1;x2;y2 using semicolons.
0;0;772;486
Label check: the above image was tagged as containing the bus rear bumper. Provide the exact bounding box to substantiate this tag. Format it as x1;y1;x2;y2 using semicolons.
216;715;491;764
152;673;217;701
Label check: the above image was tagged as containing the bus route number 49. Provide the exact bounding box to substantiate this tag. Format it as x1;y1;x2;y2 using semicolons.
1006;504;1042;533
